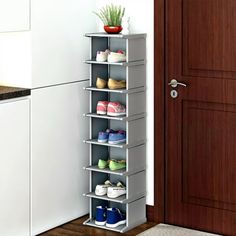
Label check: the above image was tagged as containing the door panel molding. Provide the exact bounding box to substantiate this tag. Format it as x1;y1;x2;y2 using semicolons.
182;100;236;212
182;0;236;79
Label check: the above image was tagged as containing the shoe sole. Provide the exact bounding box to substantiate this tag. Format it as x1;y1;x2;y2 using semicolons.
95;191;107;196
98;166;107;169
97;86;107;89
107;192;126;198
98;139;108;143
108;86;126;90
108;139;126;144
95;220;106;226
109;167;126;171
107;59;126;63
96;59;107;62
97;111;107;115
107;112;126;117
106;220;126;228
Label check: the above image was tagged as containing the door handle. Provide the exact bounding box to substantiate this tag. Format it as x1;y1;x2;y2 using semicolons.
168;79;187;88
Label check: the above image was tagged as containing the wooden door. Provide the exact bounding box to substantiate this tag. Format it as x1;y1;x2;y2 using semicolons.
166;0;236;235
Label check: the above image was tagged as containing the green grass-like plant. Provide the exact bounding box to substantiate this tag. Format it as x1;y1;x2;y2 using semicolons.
94;4;125;26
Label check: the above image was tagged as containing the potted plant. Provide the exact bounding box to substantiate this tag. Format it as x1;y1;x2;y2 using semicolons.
94;4;125;34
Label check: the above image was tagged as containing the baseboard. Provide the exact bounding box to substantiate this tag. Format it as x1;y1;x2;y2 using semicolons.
146;205;154;222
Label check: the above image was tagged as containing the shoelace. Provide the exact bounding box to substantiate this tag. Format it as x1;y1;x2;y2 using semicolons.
116;181;126;188
104;180;113;186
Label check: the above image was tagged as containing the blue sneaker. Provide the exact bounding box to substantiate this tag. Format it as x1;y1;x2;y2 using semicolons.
108;130;126;144
106;208;126;228
98;129;115;143
95;206;107;226
98;132;109;143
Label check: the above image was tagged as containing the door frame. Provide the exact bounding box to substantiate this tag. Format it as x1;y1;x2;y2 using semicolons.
154;0;165;223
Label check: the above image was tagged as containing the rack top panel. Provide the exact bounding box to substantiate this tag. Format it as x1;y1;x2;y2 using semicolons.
85;32;146;39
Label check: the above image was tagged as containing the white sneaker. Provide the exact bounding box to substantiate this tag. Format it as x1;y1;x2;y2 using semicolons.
107;182;126;198
95;180;113;196
107;51;126;63
96;49;110;62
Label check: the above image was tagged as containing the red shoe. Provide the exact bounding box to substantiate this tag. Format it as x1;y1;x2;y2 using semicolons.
107;102;126;117
97;101;109;115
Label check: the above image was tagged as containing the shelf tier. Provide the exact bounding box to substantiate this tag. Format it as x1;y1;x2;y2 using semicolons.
84;113;146;121
84;165;146;176
84;60;145;67
84;218;127;233
85;32;147;39
84;139;146;149
84;86;145;94
84;192;146;204
84;192;126;204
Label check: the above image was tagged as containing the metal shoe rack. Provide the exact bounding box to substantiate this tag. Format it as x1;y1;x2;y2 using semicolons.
83;33;147;233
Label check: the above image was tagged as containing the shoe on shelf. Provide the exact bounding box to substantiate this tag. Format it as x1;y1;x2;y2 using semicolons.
108;78;126;90
98;129;116;143
96;101;109;115
106;208;126;228
107;102;126;117
108;50;126;63
98;131;109;143
107;181;126;198
98;159;109;169
95;206;107;226
108;130;126;144
109;160;126;171
96;77;107;89
105;128;116;134
95;180;113;196
96;49;110;62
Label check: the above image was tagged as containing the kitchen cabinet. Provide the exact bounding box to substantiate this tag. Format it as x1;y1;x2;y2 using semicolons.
0;98;30;236
31;0;96;88
0;0;30;32
31;81;89;235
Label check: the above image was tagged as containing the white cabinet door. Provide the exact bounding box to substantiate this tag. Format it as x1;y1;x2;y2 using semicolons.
0;0;30;32
0;98;30;236
31;0;96;88
31;81;89;235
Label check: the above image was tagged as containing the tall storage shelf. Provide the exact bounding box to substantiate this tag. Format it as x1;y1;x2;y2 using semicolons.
83;32;147;233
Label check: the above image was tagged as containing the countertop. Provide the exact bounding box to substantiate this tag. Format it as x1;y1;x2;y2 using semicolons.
0;86;31;101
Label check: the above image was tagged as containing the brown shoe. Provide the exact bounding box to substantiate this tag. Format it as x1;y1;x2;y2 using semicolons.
96;77;107;89
108;78;126;90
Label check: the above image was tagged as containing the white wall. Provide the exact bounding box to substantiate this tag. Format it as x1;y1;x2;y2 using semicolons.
96;0;154;206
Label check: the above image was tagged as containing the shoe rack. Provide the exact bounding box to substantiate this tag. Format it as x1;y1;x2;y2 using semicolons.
83;32;147;233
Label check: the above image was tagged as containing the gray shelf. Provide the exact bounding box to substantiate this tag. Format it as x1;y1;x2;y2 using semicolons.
85;165;127;176
84;86;145;94
85;139;126;148
84;218;127;233
85;139;146;149
85;192;127;204
85;192;146;204
84;113;146;121
84;165;146;177
85;32;147;39
85;113;126;121
85;59;145;66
